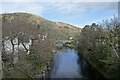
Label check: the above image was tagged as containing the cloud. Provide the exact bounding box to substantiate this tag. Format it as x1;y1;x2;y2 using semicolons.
1;2;44;15
0;2;2;12
55;3;86;14
1;1;117;15
1;2;117;17
49;2;118;14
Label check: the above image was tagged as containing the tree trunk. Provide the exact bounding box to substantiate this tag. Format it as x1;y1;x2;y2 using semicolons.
21;42;29;52
10;38;14;66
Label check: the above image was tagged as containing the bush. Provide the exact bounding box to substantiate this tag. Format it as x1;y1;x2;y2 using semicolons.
99;45;112;61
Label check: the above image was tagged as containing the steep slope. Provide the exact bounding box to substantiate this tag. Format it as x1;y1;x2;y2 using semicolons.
1;12;81;78
2;12;80;39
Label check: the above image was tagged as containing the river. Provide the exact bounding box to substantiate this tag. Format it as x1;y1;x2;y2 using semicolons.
50;47;85;78
50;47;105;79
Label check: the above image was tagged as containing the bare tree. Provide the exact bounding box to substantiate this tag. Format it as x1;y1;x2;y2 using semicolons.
102;16;120;59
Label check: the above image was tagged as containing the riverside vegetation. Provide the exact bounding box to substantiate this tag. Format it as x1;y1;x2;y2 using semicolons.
76;17;120;78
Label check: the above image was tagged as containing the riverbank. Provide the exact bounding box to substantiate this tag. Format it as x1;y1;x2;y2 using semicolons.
76;22;120;79
39;46;107;79
78;53;107;80
54;40;107;79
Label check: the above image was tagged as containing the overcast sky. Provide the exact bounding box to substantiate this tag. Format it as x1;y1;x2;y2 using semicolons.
0;0;119;28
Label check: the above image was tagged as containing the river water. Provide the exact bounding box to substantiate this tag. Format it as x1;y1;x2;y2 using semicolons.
50;47;105;79
50;47;84;78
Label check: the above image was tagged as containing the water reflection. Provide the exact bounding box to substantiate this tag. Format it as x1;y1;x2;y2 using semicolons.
51;48;83;78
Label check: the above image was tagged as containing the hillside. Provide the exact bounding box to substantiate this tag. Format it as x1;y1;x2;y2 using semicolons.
1;12;81;78
2;12;80;39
